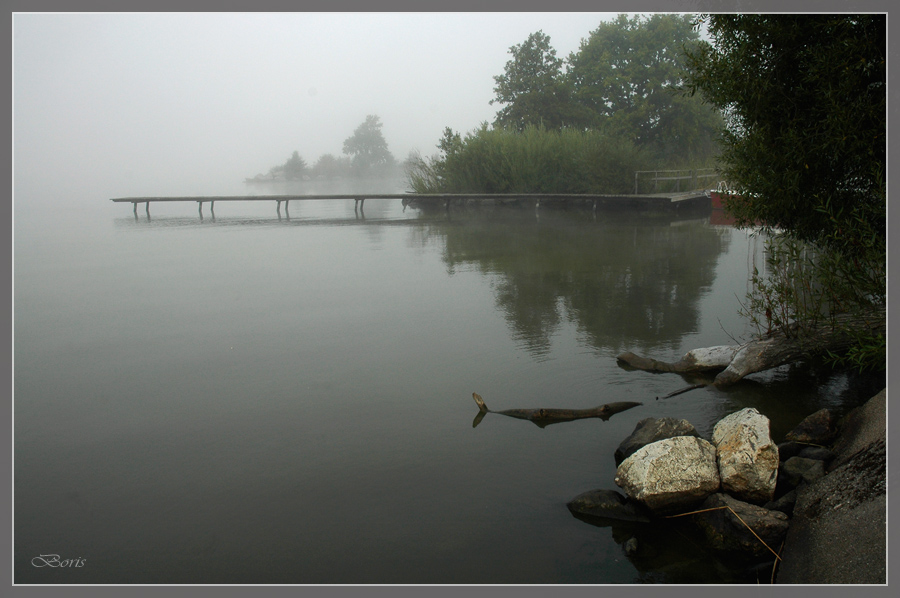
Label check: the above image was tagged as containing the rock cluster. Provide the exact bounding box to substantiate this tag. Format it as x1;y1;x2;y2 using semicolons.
568;407;842;570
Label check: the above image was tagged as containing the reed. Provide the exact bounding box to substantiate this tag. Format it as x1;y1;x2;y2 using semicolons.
406;125;652;195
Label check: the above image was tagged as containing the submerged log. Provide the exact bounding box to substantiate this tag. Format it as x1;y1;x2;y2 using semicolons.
617;310;884;387
471;393;641;428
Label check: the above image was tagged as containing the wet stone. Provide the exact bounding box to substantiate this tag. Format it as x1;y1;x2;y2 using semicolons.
784;408;838;446
614;417;700;466
797;446;835;462
566;489;650;523
782;456;826;488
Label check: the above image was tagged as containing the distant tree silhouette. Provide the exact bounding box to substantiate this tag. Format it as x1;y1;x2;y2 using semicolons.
342;115;396;175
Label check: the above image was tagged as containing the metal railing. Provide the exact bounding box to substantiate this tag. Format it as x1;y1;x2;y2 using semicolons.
634;168;719;195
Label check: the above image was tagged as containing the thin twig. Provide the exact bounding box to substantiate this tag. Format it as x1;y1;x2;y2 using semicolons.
718;316;742;344
665;505;782;561
657;383;708;400
771;540;785;584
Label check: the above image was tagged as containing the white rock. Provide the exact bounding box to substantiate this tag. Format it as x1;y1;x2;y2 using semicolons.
713;407;779;504
614;436;720;515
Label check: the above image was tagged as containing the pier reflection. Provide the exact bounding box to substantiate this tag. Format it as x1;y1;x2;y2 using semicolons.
114;202;730;358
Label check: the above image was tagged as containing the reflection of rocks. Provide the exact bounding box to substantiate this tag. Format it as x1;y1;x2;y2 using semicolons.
566;489;650;523
693;493;789;558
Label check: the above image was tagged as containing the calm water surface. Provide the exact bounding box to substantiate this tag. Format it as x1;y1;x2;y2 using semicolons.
14;179;883;584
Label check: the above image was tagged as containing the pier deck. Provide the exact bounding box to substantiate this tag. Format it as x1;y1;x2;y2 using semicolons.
110;192;710;218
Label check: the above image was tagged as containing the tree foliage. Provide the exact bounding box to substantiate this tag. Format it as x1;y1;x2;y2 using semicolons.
684;14;886;251
282;151;307;180
568;13;721;163
311;153;351;179
261;150;307;181
490;31;584;131
684;14;886;372
489;16;722;165
342;114;396;175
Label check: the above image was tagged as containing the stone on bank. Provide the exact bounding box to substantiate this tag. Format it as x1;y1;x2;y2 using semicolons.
693;493;789;558
614;436;720;515
712;407;779;504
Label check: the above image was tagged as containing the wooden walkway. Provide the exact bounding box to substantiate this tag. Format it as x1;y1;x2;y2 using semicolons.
110;192;710;218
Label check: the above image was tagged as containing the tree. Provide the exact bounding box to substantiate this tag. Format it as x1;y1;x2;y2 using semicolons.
683;14;886;372
567;14;722;163
490;31;585;131
342;115;396;175
684;15;886;250
312;153;351;179
283;151;307;180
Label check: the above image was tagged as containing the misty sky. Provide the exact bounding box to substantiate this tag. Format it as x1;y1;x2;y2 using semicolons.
13;12;628;195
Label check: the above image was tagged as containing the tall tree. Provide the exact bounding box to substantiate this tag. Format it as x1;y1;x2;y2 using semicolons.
567;13;722;162
490;31;583;131
684;14;886;371
282;151;307;180
684;14;886;249
342;115;396;175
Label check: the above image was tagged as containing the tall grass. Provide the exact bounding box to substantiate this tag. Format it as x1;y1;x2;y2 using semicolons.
406;125;652;194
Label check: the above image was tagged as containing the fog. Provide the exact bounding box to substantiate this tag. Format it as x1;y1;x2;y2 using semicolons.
13;12;621;198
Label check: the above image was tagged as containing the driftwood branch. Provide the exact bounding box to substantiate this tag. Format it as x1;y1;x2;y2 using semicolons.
471;393;642;428
618;310;884;387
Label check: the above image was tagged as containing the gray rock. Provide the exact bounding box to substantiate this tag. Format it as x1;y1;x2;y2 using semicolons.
784;408;838;445
777;388;886;586
614;417;699;466
712;408;779;504
797;446;835;462
566;489;650;523
692;493;789;559
782;456;826;488
764;488;798;517
829;391;886;471
776;441;805;461
623;537;639;557
615;436;720;515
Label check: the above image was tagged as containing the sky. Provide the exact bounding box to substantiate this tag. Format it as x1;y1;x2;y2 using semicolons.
13;12;628;195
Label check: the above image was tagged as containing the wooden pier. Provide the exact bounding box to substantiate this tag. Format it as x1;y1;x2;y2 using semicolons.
110;192;710;218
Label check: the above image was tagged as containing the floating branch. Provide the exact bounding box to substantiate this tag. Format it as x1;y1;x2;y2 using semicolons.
471;392;641;428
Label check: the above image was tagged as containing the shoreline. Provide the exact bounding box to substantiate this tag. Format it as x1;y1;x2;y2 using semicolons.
775;388;886;583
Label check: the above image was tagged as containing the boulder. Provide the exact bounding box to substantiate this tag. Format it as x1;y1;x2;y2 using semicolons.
566;489;650;523
784;408;838;445
615;436;720;515
764;488;798;517
712;408;779;504
776;441;805;461
797;446;835;462
781;456;826;488
692;493;789;559
614;417;700;466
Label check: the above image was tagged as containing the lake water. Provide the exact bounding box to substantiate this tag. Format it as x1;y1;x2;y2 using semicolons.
13;177;884;584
